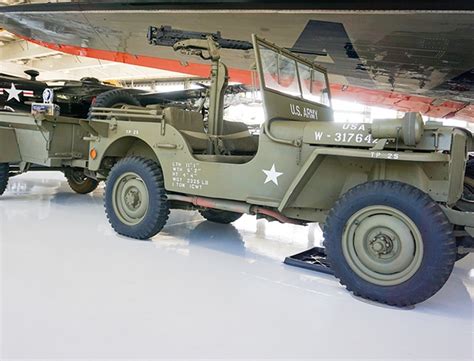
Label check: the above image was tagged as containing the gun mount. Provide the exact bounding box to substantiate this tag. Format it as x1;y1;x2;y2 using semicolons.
148;26;237;154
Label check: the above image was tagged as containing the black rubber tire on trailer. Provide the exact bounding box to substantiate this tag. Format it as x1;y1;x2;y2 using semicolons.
323;180;456;307
105;156;169;240
88;89;140;119
65;169;99;194
0;163;9;196
199;209;243;224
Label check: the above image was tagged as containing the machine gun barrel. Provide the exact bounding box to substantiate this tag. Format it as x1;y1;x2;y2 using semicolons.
147;25;253;50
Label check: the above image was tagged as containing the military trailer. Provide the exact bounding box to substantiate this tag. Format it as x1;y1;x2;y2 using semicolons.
0;31;473;307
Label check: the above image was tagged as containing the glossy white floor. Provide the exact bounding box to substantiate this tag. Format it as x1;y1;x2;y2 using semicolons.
1;171;473;360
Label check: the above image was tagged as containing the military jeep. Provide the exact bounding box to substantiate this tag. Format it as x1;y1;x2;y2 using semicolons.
0;33;473;307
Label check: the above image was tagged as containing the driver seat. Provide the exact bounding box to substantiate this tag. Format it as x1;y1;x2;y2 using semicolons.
163;107;208;152
163;108;258;155
222;121;258;154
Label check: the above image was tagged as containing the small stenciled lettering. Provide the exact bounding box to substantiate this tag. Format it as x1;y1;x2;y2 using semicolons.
370;152;400;160
303;107;318;120
290;103;318;120
171;161;209;190
342;123;366;131
314;130;378;144
125;129;139;136
333;132;378;144
290;104;301;116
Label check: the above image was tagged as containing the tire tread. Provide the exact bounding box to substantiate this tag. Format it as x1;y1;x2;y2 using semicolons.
105;156;169;240
66;172;99;194
88;89;140;119
323;180;456;307
0;163;9;196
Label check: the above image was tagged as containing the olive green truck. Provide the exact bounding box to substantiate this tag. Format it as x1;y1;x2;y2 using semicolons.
0;33;473;307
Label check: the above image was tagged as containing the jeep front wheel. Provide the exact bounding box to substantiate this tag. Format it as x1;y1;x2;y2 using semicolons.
105;156;169;239
324;180;456;307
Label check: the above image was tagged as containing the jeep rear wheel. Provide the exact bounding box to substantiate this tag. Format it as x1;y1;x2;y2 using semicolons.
199;209;242;224
105;156;169;240
324;180;456;307
456;250;469;261
0;163;9;196
466;157;474;179
65;169;99;194
455;236;472;261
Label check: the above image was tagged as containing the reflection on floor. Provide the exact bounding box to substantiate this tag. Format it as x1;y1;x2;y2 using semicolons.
1;172;473;359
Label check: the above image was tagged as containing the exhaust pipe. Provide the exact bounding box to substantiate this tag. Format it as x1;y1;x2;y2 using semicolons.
167;194;303;225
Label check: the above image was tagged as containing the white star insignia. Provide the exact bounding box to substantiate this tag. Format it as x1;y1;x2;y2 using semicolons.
262;164;283;186
5;83;22;102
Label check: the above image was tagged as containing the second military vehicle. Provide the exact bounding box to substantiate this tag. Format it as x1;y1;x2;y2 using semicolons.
0;29;472;307
1;69;242;119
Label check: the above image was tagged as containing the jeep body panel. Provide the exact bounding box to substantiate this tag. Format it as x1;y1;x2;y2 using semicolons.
0;112;90;167
87;113;464;223
0;126;21;163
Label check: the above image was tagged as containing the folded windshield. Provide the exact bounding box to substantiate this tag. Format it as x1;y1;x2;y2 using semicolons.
258;43;330;106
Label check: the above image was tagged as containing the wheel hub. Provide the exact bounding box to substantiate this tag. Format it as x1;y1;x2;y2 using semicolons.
369;234;394;256
342;205;424;286
125;188;141;209
370;234;393;256
112;172;149;226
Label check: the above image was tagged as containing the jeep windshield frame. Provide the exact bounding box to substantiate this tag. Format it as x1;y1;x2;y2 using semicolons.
253;35;331;109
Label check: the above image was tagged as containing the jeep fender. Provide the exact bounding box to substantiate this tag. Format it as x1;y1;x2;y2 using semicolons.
278;147;450;212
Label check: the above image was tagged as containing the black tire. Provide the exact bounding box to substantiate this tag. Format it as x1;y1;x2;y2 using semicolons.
464;182;474;197
199;209;243;224
456;182;474;212
105;156;169;240
466;157;474;179
456;252;469;261
65;169;99;194
89;89;140;119
324;180;456;307
0;163;9;196
455;236;472;261
455;157;473;260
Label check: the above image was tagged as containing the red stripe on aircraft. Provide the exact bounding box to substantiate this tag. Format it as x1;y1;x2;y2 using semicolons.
19;35;472;122
19;35;253;84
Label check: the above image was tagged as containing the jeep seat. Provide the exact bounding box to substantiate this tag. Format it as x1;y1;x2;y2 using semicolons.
163;107;208;152
222;121;258;154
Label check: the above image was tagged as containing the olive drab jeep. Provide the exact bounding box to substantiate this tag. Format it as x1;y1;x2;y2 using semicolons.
0;30;473;307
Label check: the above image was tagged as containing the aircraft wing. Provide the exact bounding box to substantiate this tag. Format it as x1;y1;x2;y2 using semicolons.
1;2;473;121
